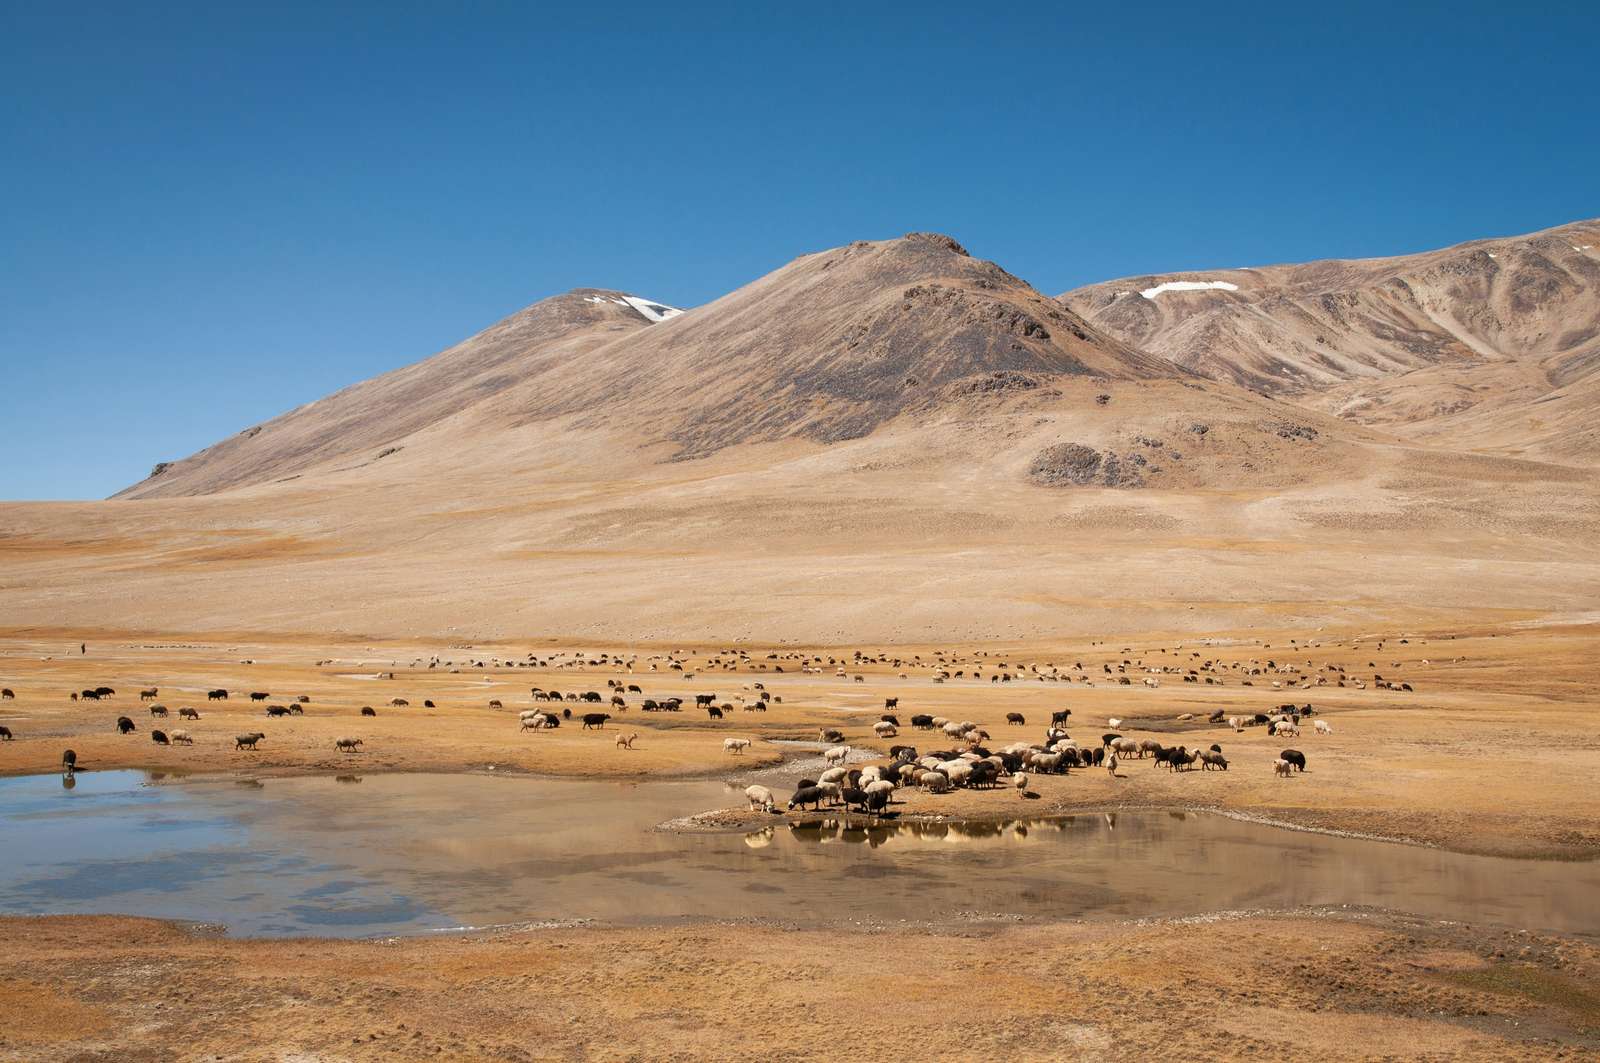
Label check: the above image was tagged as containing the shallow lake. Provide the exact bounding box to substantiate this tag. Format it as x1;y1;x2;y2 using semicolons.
1;770;1596;938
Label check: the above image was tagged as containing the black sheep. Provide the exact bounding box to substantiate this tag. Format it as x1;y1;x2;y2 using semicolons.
841;786;869;811
866;789;890;815
151;729;169;745
116;716;136;734
581;712;610;729
911;714;934;729
1280;749;1307;772
788;785;825;811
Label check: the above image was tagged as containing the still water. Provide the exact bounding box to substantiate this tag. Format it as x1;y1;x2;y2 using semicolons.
1;770;1595;938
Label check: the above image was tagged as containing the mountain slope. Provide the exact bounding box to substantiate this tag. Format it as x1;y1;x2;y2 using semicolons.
115;289;664;499
1058;219;1600;415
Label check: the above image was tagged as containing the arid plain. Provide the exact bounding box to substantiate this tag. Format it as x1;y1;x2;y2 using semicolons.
3;221;1600;1060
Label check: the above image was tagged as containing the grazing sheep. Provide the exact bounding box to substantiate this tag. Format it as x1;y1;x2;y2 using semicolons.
788;785;826;811
0;688;13;700
911;714;934;729
1110;737;1139;758
488;699;503;709
115;716;136;734
207;689;228;701
149;704;168;717
873;721;898;738
864;779;894;800
1279;749;1307;772
819;728;845;744
818;766;850;788
823;745;850;766
1314;720;1332;735
361;706;376;717
150;729;170;745
178;707;200;720
235;732;265;750
0;725;11;741
335;737;363;753
723;737;751;755
745;785;775;812
1199;750;1228;771
389;698;409;707
866;789;890;815
1274;758;1294;778
921;771;951;794
140;688;159;701
169;729;193;745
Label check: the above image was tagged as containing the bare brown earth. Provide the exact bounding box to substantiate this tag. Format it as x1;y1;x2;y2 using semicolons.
2;912;1597;1062
3;622;1597;858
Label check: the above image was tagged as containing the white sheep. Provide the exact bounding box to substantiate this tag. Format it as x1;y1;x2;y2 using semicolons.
942;721;966;738
1108;717;1123;730
1013;772;1029;796
616;731;638;750
1274;758;1294;778
1229;715;1244;732
169;729;193;745
818;767;850;790
864;779;895;798
823;745;850;766
1314;720;1332;734
873;721;898;737
816;781;843;805
723;737;751;755
745;784;775;812
921;771;951;793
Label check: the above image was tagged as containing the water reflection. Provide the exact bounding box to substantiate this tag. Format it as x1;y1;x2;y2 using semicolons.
0;770;1596;941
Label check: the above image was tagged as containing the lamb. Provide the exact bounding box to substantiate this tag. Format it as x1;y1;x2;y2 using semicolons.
1314;720;1332;735
1274;758;1294;778
169;729;194;745
335;737;363;753
823;745;850;766
745;784;776;812
723;737;751;755
616;732;639;750
1108;717;1123;730
1013;772;1029;797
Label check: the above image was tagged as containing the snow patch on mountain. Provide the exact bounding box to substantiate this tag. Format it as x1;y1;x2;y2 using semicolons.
1140;280;1241;300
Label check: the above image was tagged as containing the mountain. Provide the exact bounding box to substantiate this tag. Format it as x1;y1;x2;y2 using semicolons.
116;289;666;499
1060;219;1600;460
3;227;1598;644
120;233;1180;499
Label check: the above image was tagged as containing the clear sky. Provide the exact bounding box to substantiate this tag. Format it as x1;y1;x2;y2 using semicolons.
3;1;1597;500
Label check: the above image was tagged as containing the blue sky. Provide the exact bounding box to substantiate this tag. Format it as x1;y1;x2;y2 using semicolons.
2;1;1597;500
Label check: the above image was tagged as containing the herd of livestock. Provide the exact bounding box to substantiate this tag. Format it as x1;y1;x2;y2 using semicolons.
0;639;1373;813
